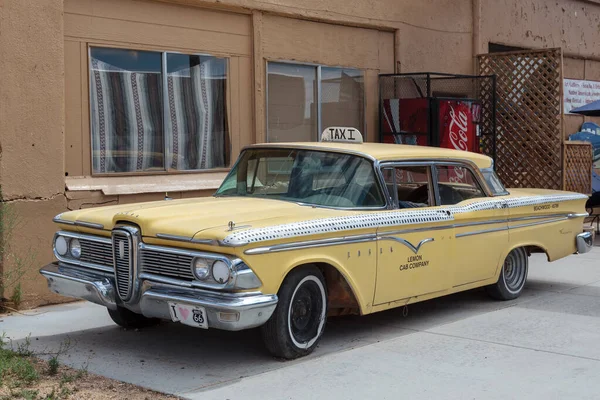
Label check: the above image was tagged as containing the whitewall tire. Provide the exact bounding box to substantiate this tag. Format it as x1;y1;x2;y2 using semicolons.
486;247;529;301
261;266;328;359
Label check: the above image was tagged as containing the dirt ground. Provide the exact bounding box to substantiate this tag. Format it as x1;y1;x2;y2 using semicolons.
0;356;180;400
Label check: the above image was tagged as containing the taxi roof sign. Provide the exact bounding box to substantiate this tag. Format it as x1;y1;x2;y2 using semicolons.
320;127;363;143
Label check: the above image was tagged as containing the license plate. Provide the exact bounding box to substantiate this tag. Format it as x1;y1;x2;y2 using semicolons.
167;302;208;329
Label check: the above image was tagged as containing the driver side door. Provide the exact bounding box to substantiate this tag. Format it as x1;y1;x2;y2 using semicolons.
374;164;454;305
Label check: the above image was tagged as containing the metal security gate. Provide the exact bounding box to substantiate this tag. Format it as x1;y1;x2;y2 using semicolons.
478;48;563;189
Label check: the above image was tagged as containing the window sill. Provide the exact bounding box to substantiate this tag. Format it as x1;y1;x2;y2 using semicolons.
66;172;228;196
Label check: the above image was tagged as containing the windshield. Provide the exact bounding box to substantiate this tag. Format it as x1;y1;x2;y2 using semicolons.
216;148;386;208
481;168;509;195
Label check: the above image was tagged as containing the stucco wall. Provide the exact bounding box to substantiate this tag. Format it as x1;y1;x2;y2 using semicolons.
0;0;66;306
161;0;474;74
477;0;600;138
476;0;600;58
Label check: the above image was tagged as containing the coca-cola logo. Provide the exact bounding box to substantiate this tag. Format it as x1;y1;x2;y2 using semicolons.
448;105;469;152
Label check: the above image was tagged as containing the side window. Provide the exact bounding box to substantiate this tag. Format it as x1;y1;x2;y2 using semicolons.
436;165;486;205
382;166;433;208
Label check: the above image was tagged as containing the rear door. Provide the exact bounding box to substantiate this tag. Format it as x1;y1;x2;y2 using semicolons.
374;164;454;305
435;164;509;287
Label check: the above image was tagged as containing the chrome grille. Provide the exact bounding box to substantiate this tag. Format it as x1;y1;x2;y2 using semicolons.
79;239;112;268
112;230;133;301
140;249;195;281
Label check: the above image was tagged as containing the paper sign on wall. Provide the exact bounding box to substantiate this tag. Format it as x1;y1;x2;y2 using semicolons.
564;78;600;114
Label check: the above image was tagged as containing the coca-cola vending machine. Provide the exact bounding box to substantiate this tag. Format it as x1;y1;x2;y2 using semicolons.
381;97;483;153
379;73;496;162
435;99;482;153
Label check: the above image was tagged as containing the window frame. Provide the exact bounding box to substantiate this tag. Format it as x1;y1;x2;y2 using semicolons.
381;165;436;209
87;44;232;177
265;59;367;143
216;145;388;211
378;160;493;208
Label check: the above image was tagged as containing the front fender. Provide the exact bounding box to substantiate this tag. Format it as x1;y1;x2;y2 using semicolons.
238;241;377;315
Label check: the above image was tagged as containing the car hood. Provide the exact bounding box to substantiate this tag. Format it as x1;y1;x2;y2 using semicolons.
55;196;347;241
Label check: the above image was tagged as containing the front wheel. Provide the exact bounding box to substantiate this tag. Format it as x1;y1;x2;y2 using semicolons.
486;247;529;300
261;266;328;360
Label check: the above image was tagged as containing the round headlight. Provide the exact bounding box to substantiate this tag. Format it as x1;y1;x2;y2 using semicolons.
55;236;69;256
70;238;81;259
212;260;231;284
193;258;210;280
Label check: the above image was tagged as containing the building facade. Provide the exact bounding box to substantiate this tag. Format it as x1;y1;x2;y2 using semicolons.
1;0;600;307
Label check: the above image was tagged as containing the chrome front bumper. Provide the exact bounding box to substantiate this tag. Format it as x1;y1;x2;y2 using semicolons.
576;232;593;254
40;263;278;331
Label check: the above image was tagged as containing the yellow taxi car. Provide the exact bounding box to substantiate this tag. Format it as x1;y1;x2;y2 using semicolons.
41;127;592;359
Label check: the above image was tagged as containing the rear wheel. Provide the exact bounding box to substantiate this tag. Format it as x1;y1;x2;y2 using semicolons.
107;306;159;329
261;266;328;360
486;247;528;300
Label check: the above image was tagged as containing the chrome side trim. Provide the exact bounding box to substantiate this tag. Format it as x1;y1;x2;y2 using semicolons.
454;219;507;228
53;215;104;230
242;211;587;253
53;217;75;225
74;221;104;229
377;236;435;254
509;217;567;230
457;215;573;238
57;230;111;244
156;233;192;242
155;233;217;246
244;234;377;255
456;226;508;238
379;224;454;236
568;212;589;218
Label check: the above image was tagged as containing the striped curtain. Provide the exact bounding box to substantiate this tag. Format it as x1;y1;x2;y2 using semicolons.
90;54;228;173
166;58;228;170
90;58;163;174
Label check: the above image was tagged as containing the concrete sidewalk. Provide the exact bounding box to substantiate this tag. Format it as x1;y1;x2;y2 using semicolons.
2;248;599;399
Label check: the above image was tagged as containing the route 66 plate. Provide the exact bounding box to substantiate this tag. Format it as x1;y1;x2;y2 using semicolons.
167;302;208;329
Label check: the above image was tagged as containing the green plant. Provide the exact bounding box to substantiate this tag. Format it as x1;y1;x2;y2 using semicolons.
16;335;33;357
9;283;21;309
47;356;59;376
0;347;38;388
60;372;74;385
0;188;37;308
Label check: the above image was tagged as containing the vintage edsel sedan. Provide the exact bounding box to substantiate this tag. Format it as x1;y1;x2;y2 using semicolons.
41;128;593;359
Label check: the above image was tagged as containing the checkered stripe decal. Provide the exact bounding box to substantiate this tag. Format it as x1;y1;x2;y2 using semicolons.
222;194;588;246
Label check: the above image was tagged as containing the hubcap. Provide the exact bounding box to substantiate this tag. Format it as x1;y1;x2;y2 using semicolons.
503;249;527;293
288;277;325;348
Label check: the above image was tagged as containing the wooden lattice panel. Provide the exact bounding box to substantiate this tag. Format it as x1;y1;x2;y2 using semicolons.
564;141;593;195
478;49;563;189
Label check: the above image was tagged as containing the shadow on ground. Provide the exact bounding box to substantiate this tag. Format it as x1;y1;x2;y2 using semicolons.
14;281;554;395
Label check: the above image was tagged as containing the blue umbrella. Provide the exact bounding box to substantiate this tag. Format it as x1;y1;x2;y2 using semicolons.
570;99;600;116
